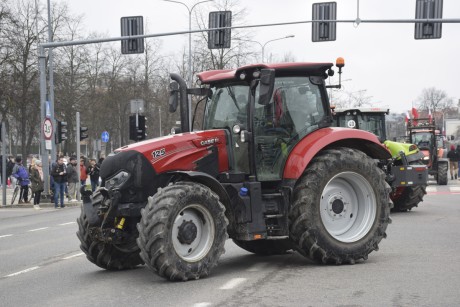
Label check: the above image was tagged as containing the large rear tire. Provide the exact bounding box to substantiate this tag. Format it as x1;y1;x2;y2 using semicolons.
232;239;291;255
137;182;228;281
391;185;427;212
437;162;448;185
76;190;144;270
289;148;391;264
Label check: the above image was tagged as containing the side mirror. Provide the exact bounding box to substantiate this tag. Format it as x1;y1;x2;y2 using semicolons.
169;82;179;113
258;69;275;105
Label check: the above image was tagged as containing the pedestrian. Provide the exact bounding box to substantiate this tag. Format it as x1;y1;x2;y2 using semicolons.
30;160;44;210
447;144;459;180
6;156;15;188
51;156;66;208
88;158;100;192
12;157;31;204
66;157;78;201
80;158;88;187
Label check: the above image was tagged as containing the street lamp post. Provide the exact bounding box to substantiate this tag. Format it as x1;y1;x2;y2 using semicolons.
234;35;295;63
163;0;213;131
261;35;295;63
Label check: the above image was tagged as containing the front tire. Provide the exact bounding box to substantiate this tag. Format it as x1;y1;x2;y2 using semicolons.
76;190;144;270
391;186;427;212
137;182;228;281
289;148;391;264
437;162;448;185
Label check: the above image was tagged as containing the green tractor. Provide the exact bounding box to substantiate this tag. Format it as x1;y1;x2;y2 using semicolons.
333;108;428;211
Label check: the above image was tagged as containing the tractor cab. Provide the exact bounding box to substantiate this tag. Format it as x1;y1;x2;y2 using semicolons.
333;108;388;142
201;70;330;181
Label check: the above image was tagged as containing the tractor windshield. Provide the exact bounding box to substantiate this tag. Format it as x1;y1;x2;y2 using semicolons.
412;132;433;149
203;83;249;130
337;113;386;141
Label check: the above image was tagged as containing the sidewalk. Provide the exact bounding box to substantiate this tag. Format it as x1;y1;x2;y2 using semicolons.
0;186;83;209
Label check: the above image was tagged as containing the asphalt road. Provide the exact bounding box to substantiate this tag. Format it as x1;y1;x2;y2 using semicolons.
1;181;459;307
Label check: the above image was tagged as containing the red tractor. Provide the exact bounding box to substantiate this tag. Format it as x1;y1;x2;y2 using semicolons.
407;118;449;185
77;59;393;281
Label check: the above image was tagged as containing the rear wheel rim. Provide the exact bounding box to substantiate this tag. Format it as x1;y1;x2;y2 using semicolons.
320;172;377;243
172;204;215;262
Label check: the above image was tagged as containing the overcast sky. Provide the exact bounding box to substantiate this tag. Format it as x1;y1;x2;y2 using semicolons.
58;0;460;113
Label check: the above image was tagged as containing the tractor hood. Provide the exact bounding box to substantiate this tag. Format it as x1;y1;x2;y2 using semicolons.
99;130;230;203
102;130;230;180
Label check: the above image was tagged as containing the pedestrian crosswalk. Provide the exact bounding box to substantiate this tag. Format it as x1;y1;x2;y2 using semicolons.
426;185;460;194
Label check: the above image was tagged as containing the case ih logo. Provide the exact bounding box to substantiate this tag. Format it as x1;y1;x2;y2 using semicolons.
200;137;219;146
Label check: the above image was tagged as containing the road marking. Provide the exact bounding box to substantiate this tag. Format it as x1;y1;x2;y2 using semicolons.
28;227;49;232
450;187;460;192
193;303;212;307
0;234;13;238
62;252;84;260
59;222;76;226
219;278;247;290
5;266;40;277
247;262;268;272
426;186;437;192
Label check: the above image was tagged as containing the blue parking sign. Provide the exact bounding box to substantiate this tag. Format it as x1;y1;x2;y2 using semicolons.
101;131;109;143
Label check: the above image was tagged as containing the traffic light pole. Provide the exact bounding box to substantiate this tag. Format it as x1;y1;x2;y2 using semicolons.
2;124;6;207
76;111;81;201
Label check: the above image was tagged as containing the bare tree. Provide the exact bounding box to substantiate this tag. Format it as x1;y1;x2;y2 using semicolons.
417;87;453;113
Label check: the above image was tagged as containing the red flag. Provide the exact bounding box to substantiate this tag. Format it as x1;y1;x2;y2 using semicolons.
405;111;410;124
412;107;419;125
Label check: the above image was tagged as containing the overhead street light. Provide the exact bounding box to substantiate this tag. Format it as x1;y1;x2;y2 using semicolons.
163;0;214;131
234;35;295;63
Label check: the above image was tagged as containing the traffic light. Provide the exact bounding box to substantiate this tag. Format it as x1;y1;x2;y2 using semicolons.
80;126;88;141
138;115;147;141
129;114;147;141
56;121;68;144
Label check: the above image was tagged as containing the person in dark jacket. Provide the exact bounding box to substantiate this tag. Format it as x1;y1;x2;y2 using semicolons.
88;159;100;192
51;156;67;208
447;144;459;180
30;160;44;210
66;157;78;201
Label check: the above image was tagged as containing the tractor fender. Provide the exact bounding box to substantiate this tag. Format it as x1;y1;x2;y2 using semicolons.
283;127;391;179
166;170;231;209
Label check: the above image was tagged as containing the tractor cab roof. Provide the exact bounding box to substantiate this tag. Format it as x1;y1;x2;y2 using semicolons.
334;107;390;115
197;62;333;85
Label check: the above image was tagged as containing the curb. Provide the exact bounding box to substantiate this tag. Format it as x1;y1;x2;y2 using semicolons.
1;202;82;209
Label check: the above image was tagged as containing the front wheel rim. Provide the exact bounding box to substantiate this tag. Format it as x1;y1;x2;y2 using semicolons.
320;171;377;243
172;204;215;262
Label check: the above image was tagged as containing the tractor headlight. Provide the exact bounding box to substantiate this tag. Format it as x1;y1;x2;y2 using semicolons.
423;156;429;160
105;171;130;190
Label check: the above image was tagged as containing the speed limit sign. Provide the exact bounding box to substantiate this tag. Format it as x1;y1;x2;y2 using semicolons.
43;118;53;140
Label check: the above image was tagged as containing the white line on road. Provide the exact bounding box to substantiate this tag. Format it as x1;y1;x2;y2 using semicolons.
450;187;460;192
0;234;13;238
62;252;84;260
58;222;76;226
28;227;49;232
193;303;212;307
5;266;40;277
426;186;436;192
219;278;247;290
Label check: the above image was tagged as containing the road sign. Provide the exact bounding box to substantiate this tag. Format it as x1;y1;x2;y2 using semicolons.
43;118;53;140
101;131;110;143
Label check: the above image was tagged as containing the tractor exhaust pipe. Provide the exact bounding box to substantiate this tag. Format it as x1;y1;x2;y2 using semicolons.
170;73;190;133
